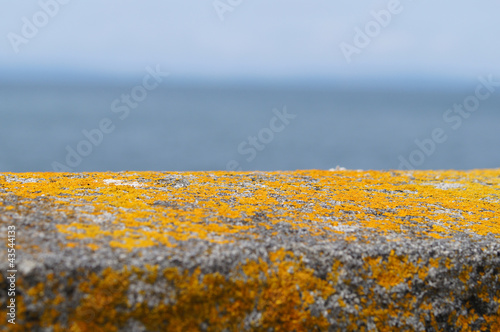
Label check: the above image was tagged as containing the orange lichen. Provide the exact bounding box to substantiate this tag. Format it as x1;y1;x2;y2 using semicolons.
365;250;427;290
1;170;500;330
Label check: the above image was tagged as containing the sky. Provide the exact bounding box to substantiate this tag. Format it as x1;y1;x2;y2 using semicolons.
1;1;500;172
1;1;500;84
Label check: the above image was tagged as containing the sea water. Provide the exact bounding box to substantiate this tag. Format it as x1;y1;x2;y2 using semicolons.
1;82;499;172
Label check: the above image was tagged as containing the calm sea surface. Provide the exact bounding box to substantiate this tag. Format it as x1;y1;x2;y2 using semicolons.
1;83;499;172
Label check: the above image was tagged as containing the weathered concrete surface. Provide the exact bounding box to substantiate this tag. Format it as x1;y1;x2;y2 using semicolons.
0;170;499;331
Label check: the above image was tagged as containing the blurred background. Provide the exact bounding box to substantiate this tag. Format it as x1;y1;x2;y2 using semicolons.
1;0;499;172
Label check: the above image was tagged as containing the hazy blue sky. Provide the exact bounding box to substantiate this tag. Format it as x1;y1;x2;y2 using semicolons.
1;1;499;83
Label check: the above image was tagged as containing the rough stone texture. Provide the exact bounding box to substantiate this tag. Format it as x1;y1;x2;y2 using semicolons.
0;170;499;331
